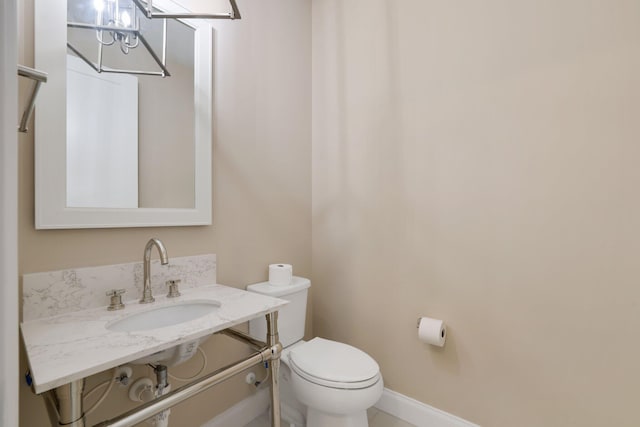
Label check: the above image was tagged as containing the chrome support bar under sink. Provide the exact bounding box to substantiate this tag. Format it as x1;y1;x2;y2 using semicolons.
219;327;267;351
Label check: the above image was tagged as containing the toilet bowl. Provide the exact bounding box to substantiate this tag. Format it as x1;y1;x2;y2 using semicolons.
286;337;383;427
247;277;383;427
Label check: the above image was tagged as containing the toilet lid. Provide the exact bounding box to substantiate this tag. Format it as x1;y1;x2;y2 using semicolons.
288;337;380;389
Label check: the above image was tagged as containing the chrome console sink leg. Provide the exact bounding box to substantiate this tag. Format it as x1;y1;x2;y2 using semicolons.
47;379;85;427
266;311;281;427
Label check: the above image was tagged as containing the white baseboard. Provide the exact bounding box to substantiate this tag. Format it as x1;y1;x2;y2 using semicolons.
202;387;478;427
201;388;270;427
375;388;479;427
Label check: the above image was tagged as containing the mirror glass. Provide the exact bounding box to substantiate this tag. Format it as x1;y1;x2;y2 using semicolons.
34;0;212;228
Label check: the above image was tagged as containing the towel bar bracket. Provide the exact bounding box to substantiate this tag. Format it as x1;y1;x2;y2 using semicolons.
17;64;48;133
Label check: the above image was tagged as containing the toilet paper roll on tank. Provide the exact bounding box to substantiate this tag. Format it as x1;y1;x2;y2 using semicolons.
417;316;446;347
268;263;293;286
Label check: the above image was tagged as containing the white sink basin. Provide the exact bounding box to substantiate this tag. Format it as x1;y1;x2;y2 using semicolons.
131;336;211;366
107;300;221;333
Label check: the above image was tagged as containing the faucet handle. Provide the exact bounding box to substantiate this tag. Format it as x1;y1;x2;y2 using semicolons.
106;289;126;311
166;280;182;298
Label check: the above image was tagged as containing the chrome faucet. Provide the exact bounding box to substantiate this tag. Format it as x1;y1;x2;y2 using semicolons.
140;238;169;304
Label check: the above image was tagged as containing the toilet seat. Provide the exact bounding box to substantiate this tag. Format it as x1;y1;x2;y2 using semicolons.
288;337;380;390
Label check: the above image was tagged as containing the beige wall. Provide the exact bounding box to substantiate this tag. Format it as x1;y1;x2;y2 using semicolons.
312;1;640;426
18;0;310;425
138;59;195;209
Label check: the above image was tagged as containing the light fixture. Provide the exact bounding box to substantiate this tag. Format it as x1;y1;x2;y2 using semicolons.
93;0;138;54
67;0;241;77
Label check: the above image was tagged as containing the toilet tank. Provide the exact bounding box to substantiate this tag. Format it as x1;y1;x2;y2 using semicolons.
247;276;311;347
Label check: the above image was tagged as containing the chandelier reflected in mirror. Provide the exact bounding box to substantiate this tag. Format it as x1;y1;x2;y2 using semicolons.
94;0;141;55
67;0;240;77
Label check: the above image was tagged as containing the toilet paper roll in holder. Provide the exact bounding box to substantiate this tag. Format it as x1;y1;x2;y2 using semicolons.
417;318;446;336
416;316;447;347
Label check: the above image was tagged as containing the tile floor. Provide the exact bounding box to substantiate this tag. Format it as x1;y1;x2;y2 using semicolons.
244;407;416;427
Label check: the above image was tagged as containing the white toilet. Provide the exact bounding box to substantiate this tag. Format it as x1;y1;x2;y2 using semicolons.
248;277;383;427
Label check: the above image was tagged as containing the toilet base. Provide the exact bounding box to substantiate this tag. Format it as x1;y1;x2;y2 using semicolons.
307;408;368;427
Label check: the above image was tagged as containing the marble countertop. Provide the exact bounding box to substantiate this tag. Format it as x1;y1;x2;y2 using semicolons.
21;284;287;394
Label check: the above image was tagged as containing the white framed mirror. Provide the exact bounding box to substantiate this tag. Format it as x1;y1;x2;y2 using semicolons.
34;0;212;229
